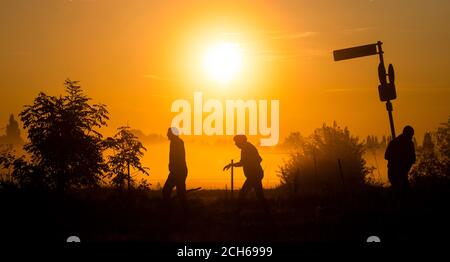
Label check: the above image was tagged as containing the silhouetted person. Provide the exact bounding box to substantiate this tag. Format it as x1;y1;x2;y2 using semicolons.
223;135;270;215
162;127;188;212
384;125;416;193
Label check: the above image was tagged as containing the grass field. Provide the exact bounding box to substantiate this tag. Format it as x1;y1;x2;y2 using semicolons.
1;185;450;244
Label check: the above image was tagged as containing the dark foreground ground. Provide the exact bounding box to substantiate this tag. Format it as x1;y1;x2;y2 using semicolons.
1;185;450;244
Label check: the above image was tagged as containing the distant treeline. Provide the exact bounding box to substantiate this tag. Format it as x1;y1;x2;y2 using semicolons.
129;129;165;144
0;114;24;147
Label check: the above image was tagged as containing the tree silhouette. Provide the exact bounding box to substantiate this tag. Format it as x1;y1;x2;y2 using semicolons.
103;126;149;190
410;132;446;188
18;79;109;193
410;117;450;187
436;116;450;175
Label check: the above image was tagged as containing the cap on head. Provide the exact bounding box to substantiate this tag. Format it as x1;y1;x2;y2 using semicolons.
402;125;414;138
168;127;179;136
233;134;247;144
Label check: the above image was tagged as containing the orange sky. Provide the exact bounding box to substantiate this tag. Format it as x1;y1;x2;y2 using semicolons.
1;0;450;143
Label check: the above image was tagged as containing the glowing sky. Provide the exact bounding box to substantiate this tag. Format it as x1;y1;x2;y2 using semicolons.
1;0;450;143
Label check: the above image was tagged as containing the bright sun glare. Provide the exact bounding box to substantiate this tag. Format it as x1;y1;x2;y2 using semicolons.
203;42;243;84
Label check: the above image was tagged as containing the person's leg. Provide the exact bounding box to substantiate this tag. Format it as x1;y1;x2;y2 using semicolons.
389;166;403;194
398;170;410;205
400;169;410;192
175;177;188;212
389;166;407;211
388;167;397;190
237;179;252;214
161;175;176;220
253;179;271;216
162;174;176;202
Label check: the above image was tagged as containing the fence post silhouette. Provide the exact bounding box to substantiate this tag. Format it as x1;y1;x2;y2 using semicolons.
371;148;382;181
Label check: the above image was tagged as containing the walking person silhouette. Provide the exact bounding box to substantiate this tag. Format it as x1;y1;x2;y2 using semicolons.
162;127;188;212
384;125;416;195
223;135;270;216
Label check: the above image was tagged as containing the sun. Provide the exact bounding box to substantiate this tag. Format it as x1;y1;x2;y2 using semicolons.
203;41;244;84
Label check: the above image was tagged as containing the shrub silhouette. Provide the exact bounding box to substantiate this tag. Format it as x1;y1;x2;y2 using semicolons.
278;122;370;195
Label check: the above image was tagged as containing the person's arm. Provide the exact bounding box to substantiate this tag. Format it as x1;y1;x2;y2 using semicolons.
233;161;243;167
223;161;243;171
223;150;244;171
